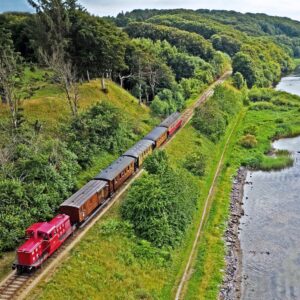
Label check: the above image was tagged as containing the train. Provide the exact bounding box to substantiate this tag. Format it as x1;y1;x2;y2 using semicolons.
12;112;183;273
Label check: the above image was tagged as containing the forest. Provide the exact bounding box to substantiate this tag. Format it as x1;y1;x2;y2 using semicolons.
1;0;300;277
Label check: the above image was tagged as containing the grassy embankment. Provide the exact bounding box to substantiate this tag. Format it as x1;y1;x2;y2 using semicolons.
0;68;156;281
183;90;300;299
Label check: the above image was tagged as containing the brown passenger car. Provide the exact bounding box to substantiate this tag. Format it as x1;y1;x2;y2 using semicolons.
94;156;135;193
59;180;109;224
143;126;168;148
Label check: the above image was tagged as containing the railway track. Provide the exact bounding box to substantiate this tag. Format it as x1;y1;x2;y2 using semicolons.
0;71;231;300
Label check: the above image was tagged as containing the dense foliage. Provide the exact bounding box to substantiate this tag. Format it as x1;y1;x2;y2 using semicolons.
192;85;243;141
117;9;295;88
0;128;80;252
121;151;200;248
0;100;135;252
65;102;134;168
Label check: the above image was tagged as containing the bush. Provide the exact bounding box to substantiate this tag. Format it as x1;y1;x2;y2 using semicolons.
250;102;275;111
192;102;227;142
144;150;169;175
239;134;258;148
274;124;292;138
241;153;263;168
150;88;185;117
184;152;206;176
248;88;274;102
232;72;246;89
121;152;200;248
243;125;258;136
0;135;80;252
65;102;134;167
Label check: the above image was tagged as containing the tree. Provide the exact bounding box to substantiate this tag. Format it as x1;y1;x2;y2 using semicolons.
29;0;80;116
40;46;80;117
232;52;257;88
232;72;246;89
0;28;23;130
121;151;199;248
192;102;227;142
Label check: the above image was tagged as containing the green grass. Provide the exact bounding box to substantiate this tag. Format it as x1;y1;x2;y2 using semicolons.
0;251;15;282
293;58;300;67
1;73;156;137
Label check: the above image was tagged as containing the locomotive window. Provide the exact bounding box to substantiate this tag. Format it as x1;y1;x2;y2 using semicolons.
26;231;34;239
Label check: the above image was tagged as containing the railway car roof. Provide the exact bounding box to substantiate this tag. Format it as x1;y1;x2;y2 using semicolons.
95;156;135;181
123;139;154;159
143;126;168;142
60;180;108;208
159;112;181;128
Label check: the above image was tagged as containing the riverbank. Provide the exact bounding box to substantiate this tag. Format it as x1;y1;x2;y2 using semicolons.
219;69;300;299
219;168;247;300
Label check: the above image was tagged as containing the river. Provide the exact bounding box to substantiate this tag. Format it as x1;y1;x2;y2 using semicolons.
239;68;300;300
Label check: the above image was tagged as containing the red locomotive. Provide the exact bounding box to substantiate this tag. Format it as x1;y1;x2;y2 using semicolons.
13;214;74;272
13;112;182;273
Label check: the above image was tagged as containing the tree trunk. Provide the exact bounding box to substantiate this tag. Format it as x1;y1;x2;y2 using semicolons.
86;70;90;82
0;88;7;104
138;83;142;105
101;76;106;91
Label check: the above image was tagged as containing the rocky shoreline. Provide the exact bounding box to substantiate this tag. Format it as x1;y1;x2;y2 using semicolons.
219;167;247;300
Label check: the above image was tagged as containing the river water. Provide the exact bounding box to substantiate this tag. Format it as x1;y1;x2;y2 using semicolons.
240;69;300;300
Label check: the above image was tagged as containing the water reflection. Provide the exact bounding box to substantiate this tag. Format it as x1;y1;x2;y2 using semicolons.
240;136;300;300
276;66;300;97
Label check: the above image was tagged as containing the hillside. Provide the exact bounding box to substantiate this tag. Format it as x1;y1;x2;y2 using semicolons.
1;3;300;299
117;9;298;87
0;69;157;271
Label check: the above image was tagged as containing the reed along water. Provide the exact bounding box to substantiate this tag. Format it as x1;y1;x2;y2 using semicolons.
240;69;300;300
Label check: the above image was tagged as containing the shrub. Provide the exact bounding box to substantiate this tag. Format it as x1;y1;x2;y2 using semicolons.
65;102;134;167
248;88;273;102
144;150;169;175
241;153;263;168
184;152;206;176
232;72;246;89
274;124;292;139
243;125;258;136
192;102;227;142
240;134;258;148
250;102;275;111
121;152;200;248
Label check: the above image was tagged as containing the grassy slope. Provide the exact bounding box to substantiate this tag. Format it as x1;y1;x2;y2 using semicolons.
184;98;300;299
0;71;157;282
